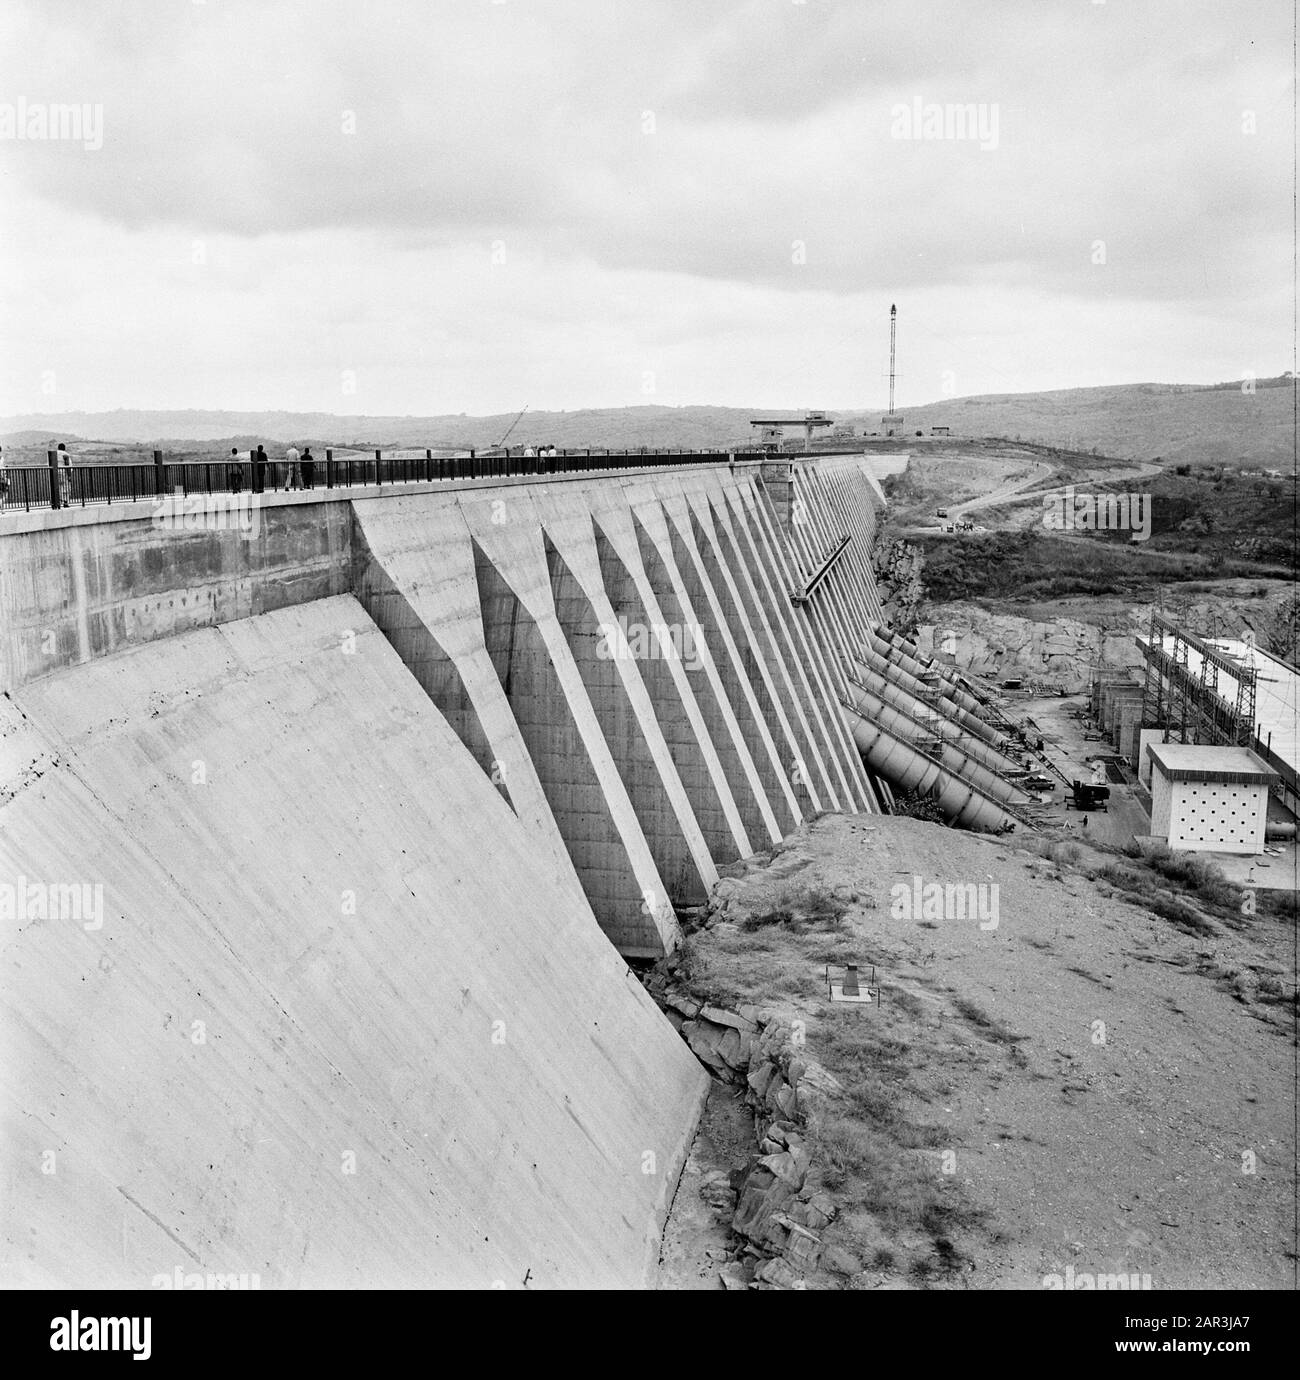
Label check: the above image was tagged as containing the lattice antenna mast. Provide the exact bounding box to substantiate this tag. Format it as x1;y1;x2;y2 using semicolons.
888;304;897;416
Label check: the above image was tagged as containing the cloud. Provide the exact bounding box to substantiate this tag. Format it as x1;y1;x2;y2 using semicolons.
0;0;1290;413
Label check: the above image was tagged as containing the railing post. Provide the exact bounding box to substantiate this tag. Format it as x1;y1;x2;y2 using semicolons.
153;449;166;497
47;450;61;509
326;449;335;488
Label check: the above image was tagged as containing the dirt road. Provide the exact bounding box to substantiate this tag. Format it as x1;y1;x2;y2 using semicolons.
950;461;1164;519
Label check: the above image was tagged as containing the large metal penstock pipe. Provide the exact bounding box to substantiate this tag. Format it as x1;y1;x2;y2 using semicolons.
847;668;1028;779
878;625;1002;712
847;684;1030;809
874;623;980;692
855;648;1007;751
842;704;1021;833
864;627;990;719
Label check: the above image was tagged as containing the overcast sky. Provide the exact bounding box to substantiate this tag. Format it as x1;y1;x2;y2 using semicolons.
0;0;1291;417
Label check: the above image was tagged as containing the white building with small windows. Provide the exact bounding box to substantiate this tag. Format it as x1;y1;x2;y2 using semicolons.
1146;743;1278;855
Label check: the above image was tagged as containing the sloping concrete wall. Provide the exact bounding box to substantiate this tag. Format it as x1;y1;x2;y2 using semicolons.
0;597;707;1287
352;464;878;956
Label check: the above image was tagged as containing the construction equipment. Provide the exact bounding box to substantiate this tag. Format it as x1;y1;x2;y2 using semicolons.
485;404;529;454
748;413;835;449
1067;780;1110;812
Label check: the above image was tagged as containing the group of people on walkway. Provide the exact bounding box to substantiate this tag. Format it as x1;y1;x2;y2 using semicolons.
229;445;317;493
1;441;318;508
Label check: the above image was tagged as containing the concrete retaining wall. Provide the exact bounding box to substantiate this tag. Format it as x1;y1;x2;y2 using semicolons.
0;597;707;1287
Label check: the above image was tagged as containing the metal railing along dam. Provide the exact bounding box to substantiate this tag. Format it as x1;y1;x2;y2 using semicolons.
1;445;762;513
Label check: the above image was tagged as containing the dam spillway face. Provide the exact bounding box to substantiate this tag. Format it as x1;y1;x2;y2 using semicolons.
0;454;1015;1287
350;466;881;954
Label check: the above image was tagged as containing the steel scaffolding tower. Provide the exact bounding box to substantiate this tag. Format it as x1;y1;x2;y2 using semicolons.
1139;611;1257;748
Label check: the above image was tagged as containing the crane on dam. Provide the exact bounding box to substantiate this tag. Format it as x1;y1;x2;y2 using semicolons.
485;404;529;455
748;411;835;452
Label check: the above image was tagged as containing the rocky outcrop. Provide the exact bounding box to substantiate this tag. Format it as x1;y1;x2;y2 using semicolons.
874;538;926;632
914;586;1297;694
914;605;1143;692
645;965;847;1289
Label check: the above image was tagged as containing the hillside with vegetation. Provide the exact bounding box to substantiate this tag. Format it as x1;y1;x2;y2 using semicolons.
3;374;1293;467
843;375;1295;471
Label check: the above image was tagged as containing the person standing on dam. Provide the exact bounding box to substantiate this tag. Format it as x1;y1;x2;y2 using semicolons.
300;446;316;489
252;444;267;493
285;444;301;490
228;448;244;493
55;443;72;506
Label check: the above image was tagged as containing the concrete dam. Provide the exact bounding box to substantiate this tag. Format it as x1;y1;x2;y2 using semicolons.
0;453;1028;1287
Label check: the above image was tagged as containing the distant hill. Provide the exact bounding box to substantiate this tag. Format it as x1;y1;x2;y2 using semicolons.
841;376;1295;469
0;406;763;455
3;377;1293;467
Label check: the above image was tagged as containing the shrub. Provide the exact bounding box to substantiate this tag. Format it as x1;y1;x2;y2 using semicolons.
738;882;850;932
1146;895;1217;936
892;790;948;823
739;907;794;933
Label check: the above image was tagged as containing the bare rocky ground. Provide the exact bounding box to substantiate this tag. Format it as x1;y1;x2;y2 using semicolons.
905;581;1296;695
656;813;1297;1290
657;1084;754;1289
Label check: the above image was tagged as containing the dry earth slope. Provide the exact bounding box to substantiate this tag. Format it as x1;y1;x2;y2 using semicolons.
670;813;1295;1290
